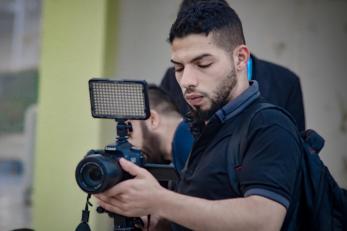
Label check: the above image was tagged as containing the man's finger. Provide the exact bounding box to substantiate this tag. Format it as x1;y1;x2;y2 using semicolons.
98;180;130;197
96;197;123;215
119;158;148;178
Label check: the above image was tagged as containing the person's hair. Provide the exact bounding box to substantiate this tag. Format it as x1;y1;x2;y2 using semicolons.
148;84;180;116
178;0;228;13
169;1;245;52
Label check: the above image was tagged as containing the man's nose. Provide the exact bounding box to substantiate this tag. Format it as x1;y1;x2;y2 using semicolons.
180;66;198;89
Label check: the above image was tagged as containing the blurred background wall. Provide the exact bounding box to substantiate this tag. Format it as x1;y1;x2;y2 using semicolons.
0;0;40;230
0;0;346;230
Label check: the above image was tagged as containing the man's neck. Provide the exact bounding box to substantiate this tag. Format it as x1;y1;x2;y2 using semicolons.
227;75;250;103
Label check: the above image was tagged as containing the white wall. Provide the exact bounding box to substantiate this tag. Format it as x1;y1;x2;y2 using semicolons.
115;0;180;82
115;0;347;186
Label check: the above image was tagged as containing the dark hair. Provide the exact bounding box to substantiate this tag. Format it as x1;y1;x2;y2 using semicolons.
169;1;245;52
148;84;180;116
178;0;229;13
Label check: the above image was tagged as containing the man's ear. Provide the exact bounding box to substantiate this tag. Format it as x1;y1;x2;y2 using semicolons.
233;45;250;72
148;109;160;130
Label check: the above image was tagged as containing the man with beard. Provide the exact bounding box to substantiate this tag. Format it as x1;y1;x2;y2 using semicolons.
161;0;306;132
95;2;302;230
127;85;193;172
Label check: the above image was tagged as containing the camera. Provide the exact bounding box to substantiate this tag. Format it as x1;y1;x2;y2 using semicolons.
75;122;145;194
74;79;177;231
75;144;141;194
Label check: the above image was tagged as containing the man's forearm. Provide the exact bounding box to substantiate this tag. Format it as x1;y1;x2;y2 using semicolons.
154;189;286;231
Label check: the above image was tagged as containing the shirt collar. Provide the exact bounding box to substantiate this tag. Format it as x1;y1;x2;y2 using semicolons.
213;80;260;123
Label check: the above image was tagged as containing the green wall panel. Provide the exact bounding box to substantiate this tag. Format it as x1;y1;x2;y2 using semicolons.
33;0;118;230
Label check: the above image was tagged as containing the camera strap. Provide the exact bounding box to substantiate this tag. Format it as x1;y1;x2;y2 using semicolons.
147;214;151;230
75;194;92;231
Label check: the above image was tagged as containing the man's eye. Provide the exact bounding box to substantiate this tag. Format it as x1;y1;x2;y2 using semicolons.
198;63;212;68
175;67;184;73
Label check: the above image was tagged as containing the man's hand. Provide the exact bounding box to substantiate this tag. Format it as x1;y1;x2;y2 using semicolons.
94;159;286;231
94;158;165;217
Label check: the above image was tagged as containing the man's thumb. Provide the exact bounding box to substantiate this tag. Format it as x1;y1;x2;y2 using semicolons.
119;158;146;177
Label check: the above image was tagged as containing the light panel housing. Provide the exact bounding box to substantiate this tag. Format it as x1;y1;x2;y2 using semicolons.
89;79;150;120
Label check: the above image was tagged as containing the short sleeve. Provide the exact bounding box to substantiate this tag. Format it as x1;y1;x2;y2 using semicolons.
237;110;301;208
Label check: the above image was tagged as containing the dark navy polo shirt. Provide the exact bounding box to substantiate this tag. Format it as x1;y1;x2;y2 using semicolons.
173;81;301;230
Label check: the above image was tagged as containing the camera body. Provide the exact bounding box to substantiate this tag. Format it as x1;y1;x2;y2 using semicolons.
75;128;145;194
75;121;178;194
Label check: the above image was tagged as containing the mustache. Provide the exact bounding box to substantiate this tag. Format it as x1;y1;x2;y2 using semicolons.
183;86;207;97
183;86;195;95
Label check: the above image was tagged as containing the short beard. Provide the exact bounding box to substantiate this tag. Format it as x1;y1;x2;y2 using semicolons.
191;68;237;122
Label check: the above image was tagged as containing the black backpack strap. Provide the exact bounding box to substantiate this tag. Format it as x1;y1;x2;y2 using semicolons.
227;102;297;196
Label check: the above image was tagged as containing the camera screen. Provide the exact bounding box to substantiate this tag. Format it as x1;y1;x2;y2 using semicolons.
89;79;150;120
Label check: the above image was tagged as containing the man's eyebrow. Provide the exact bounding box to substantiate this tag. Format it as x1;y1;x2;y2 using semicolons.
171;53;212;65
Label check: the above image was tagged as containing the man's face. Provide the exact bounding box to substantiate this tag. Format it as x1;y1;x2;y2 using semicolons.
171;33;237;121
127;120;169;164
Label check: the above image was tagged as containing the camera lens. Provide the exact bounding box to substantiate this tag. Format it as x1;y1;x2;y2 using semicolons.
82;163;103;188
89;166;102;181
76;152;124;193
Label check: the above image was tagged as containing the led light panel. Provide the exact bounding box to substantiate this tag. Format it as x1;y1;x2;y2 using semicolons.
89;79;150;120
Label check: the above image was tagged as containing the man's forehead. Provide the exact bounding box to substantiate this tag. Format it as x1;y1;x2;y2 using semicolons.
170;34;220;62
